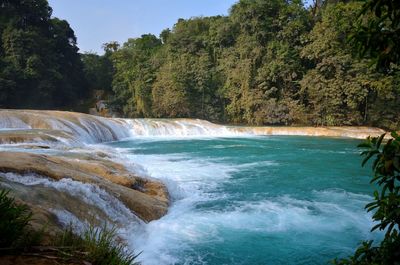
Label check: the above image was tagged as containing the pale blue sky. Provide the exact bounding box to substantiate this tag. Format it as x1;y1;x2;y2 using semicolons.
48;0;238;54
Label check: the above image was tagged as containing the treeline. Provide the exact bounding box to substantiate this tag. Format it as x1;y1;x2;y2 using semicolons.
1;0;399;130
97;0;399;129
0;0;87;109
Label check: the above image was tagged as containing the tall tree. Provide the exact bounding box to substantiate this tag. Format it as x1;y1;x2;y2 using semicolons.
111;35;162;117
300;2;399;129
0;0;87;109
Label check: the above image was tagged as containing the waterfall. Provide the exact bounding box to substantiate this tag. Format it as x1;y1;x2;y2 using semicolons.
0;109;386;145
0;110;131;144
121;118;239;137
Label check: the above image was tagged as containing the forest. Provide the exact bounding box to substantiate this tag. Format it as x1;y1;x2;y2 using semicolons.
1;0;399;130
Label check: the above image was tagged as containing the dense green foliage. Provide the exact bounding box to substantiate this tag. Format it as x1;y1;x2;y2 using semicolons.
107;0;399;129
81;51;114;93
0;189;32;247
0;0;88;109
334;133;400;264
350;0;400;70
1;0;399;129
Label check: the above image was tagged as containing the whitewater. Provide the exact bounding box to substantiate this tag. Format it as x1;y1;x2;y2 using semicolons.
0;110;385;264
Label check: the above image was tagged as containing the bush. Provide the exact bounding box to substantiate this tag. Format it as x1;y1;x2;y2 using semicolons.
0;189;33;248
57;224;141;265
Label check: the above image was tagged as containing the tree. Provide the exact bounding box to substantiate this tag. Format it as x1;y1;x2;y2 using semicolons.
81;52;114;93
220;0;310;125
300;2;399;128
106;0;398;129
151;60;191;118
350;0;400;70
0;0;87;109
111;35;162;117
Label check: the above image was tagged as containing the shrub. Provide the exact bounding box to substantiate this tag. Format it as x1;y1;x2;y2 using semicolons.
57;224;141;265
0;189;33;248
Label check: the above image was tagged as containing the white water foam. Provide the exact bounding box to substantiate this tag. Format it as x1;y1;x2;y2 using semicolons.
125;153;234;201
123;119;240;138
117;150;377;265
0;173;139;223
51;209;87;233
117;152;234;264
0;171;151;255
134;192;375;264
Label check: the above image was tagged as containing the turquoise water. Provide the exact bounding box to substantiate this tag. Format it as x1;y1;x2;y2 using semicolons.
109;136;380;265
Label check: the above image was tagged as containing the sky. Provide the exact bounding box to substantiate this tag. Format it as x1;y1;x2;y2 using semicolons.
48;0;238;54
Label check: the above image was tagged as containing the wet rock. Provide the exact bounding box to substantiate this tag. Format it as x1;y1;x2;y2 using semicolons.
0;129;73;145
0;151;169;222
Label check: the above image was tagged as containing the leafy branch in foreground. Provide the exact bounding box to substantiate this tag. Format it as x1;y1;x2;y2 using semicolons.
334;132;400;264
350;0;400;71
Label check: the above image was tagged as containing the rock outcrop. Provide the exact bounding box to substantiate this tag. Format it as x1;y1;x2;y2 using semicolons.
0;151;169;222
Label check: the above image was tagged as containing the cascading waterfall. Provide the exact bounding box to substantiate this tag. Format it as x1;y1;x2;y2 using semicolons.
0;112;241;140
0;110;386;265
0;110;386;142
0;110;132;143
122;118;240;137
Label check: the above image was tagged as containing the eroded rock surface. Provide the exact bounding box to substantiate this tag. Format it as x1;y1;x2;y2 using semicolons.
0;151;169;222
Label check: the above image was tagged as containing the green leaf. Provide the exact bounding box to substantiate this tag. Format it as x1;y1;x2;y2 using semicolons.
362;150;380;167
376;133;386;149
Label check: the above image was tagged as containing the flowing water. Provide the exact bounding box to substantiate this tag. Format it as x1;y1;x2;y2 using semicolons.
107;136;380;265
0;113;383;265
